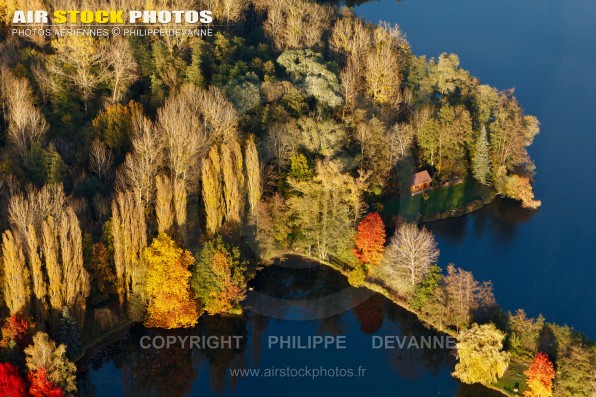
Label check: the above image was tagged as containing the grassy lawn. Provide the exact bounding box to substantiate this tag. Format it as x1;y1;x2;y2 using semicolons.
494;360;528;395
382;178;495;221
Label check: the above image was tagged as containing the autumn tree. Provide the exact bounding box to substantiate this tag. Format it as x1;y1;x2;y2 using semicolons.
489;91;539;174
202;146;225;235
472;126;491;184
260;0;332;51
157;85;238;233
0;362;27;397
353;212;386;267
155;174;175;235
5;185;89;325
244;134;262;218
88;139;114;182
277;50;343;108
0;314;30;348
143;234;199;329
288;159;364;259
379;224;439;297
88;241;116;304
105;37;138;103
387;123;415;165
116;113;163;208
47;36;109;108
220;139;245;224
496;167;542;209
524;352;555;397
436;104;474;176
191;236;246;315
255;194;293;260
453;323;510;385
28;368;64;397
1;230;30;316
364;23;405;108
25;332;77;394
354;117;390;186
444;264;494;330
293;117;348;158
111;189;148;305
430;53;473;96
92;101;142;159
0;69;49;165
42;208;90;325
554;344;596;397
204;0;247;24
508;309;544;359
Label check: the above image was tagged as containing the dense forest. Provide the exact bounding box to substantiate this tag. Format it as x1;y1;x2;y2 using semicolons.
0;0;593;396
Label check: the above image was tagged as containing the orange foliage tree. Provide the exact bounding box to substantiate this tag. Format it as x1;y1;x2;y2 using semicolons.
0;314;30;347
28;369;64;397
524;352;555;397
353;212;386;266
143;234;200;329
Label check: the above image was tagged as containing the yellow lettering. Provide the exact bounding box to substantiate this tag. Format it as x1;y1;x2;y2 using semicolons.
111;10;124;23
53;10;66;24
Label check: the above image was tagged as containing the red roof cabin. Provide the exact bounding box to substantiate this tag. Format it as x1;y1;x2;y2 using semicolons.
410;170;432;195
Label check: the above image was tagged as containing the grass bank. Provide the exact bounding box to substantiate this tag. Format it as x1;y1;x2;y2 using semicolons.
382;178;496;223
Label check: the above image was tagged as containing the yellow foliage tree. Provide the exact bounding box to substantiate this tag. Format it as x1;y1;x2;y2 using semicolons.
453;323;510;385
143;234;199;329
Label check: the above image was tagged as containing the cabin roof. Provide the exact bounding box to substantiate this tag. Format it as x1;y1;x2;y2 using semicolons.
411;170;432;186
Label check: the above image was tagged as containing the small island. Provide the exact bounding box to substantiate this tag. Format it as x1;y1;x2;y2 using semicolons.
0;1;592;396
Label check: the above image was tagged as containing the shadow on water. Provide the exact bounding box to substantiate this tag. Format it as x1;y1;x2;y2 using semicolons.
427;198;537;246
78;259;504;396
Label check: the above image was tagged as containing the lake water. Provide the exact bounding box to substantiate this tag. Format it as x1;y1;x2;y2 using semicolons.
82;258;503;396
354;0;596;338
83;1;595;395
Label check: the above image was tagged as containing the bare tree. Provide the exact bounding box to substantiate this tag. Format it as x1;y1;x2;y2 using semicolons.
200;86;239;141
116;116;163;207
387;122;414;168
1;70;49;164
47;36;109;109
444;264;494;330
89;139;114;181
106;37;138;103
380;224;439;297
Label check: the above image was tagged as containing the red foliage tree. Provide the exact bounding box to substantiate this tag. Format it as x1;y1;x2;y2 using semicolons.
28;369;64;397
353;212;386;266
524;352;555;397
0;362;28;397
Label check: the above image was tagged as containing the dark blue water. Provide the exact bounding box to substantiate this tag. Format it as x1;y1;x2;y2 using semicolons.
82;260;502;396
354;0;596;338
